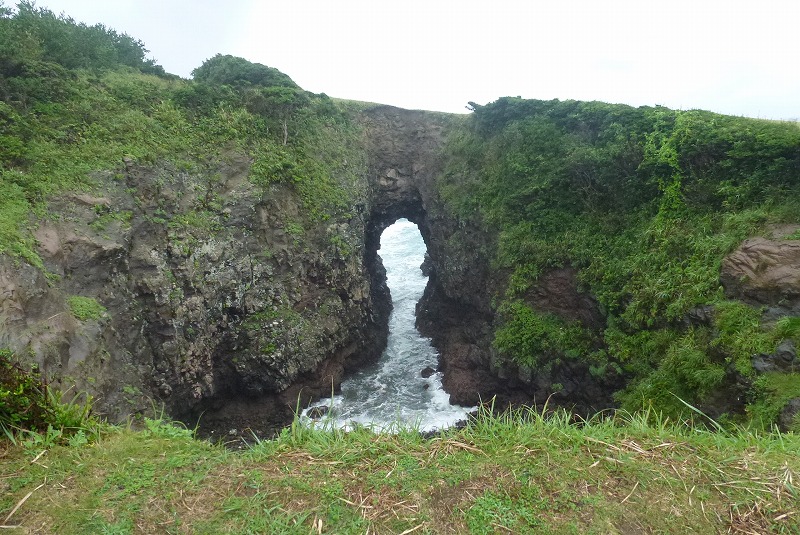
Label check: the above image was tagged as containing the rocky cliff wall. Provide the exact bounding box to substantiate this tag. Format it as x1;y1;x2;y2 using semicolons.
0;148;390;437
5;102;798;435
0;104;501;438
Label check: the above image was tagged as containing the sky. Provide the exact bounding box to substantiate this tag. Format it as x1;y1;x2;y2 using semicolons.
25;1;800;120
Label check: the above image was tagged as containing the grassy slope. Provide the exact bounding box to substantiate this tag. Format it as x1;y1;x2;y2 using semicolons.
2;412;799;534
438;98;800;424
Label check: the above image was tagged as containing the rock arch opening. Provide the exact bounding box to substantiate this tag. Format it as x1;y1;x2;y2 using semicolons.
303;217;476;430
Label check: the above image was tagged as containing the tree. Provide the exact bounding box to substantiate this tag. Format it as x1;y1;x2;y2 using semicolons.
1;1;165;74
258;86;309;145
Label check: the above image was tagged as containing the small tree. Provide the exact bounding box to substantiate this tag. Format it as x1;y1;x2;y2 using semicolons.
259;86;309;145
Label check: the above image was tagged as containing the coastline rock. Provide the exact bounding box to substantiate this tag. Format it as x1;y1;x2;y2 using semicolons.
420;253;433;277
420;366;436;378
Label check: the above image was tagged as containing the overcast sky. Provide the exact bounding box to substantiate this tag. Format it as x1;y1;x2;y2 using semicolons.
27;1;800;120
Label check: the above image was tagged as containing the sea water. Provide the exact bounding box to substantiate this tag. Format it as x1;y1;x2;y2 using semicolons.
301;219;476;431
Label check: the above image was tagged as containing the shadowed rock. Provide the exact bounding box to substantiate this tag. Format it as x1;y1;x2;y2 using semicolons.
752;340;798;373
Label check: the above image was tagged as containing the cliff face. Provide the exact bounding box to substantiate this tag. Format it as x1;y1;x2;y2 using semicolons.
0;148;390;436
0;103;566;435
0;104;493;437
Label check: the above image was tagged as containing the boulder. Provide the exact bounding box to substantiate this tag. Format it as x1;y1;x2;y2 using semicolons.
683;305;715;327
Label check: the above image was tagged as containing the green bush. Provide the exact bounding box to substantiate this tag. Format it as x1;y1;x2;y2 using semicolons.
616;329;726;417
747;373;800;431
5;1;165;74
191;54;297;88
0;349;50;435
494;301;591;370
1;349;97;442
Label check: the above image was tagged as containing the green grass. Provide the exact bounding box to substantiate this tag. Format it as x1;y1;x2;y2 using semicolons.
66;295;107;322
2;409;799;534
748;373;800;431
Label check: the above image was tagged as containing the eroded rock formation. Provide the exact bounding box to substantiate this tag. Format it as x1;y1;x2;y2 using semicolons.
4;103;800;436
0;105;490;437
0;151;388;437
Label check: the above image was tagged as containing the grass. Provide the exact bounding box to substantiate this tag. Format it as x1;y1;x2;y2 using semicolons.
2;409;799;534
65;296;107;322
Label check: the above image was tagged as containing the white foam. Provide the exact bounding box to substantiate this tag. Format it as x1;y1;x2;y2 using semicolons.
299;219;476;432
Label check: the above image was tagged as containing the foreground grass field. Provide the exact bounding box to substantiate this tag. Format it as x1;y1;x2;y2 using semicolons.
1;409;799;534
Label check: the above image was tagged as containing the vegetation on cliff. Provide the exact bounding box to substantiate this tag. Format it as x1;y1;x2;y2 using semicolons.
0;1;363;267
440;97;800;426
0;2;376;426
3;1;800;432
2;4;800;533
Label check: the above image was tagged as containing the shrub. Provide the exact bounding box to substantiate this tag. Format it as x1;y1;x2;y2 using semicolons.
1;349;97;441
0;349;50;435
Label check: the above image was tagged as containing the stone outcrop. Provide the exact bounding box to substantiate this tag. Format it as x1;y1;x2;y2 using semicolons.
722;234;800;431
721;236;800;321
0;150;388;437
752;340;798;373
